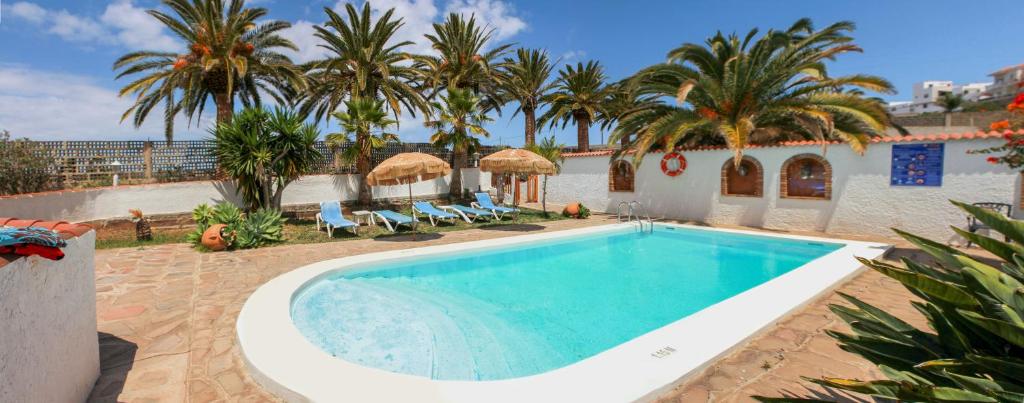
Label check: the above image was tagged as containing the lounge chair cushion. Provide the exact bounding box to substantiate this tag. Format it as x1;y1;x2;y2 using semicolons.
376;210;414;224
414;202;457;219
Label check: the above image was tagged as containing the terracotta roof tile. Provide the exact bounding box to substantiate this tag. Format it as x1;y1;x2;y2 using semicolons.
562;129;1018;158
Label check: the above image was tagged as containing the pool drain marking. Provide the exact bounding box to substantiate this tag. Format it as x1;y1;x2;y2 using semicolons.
650;346;676;358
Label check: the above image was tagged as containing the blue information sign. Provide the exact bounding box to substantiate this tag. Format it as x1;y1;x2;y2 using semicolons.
891;143;944;187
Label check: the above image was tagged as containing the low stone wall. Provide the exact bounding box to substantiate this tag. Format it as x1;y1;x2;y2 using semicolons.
0;231;99;402
0;169;494;223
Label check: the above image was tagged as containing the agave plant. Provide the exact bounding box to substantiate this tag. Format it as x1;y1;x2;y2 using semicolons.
186;202;283;250
756;200;1024;402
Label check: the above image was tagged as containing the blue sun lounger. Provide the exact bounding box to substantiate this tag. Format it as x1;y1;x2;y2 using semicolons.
473;192;519;219
372;210;416;232
316;201;359;237
441;205;495;223
412;201;458;226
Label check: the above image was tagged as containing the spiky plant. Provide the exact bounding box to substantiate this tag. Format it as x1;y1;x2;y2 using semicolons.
212;107;321;211
756;200;1024;403
539;61;611;152
298;3;427;123
326;98;400;206
610;19;895;166
425;88;492;199
114;0;304;142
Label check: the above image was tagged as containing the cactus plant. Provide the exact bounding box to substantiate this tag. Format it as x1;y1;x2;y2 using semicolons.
755;200;1024;402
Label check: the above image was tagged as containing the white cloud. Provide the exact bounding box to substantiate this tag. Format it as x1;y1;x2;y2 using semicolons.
0;66;208;141
8;2;46;23
100;0;180;52
559;50;586;62
443;0;526;42
364;0;439;55
7;1;180;52
279;20;328;63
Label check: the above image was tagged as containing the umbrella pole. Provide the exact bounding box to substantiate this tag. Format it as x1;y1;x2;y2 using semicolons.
408;182;416;240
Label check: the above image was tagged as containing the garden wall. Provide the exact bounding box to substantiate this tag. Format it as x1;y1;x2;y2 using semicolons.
546;136;1019;242
0;170;494;223
0;230;99;403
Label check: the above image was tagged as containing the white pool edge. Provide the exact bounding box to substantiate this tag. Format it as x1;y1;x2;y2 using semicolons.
236;223;890;403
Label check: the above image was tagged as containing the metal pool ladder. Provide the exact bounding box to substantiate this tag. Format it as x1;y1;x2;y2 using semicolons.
617;201;654;233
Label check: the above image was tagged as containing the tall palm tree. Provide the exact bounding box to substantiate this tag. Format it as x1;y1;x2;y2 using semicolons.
540;61;610;152
500;48;556;145
115;0;304;142
326;98;400;206
610;19;895;165
598;80;659;147
937;92;964;127
413;13;512;111
525;135;564;216
299;3;427;124
426;89;492;199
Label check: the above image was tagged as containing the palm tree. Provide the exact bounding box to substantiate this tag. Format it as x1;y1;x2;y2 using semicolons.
426;89;492;199
937;92;965;113
114;0;304;142
937;92;964;127
413;13;512;111
500;48;556;145
299;3;427;124
540;61;610;152
598;80;659;148
525;135;564;216
609;19;895;165
326;98;400;206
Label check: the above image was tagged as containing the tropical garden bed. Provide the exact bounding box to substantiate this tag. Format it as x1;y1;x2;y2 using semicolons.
95;207;567;250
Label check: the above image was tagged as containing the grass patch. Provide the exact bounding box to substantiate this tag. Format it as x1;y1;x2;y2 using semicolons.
95;207;569;250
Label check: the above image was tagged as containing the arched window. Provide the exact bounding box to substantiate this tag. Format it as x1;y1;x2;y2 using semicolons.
609;160;635;192
780;154;832;200
721;156;763;197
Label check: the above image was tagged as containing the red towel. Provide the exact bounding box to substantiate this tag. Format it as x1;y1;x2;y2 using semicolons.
0;244;65;260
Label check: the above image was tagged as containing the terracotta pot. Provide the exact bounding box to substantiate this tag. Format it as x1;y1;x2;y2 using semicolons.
201;224;229;251
565;202;580;217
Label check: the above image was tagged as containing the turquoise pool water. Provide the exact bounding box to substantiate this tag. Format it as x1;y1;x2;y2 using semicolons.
291;226;842;381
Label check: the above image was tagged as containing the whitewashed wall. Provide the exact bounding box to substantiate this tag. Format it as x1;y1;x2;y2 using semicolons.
0;232;99;403
0;170;490;222
545;139;1020;242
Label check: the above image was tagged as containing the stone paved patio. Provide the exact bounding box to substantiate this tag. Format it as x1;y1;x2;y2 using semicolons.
86;215;985;402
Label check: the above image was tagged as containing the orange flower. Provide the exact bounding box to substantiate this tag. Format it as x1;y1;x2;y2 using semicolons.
987;156;1000;164
991;120;1011;131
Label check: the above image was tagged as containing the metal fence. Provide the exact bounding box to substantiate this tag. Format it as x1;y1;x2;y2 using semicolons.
26;140;505;189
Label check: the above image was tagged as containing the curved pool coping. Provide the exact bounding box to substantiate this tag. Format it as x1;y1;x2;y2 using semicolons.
237;223;890;402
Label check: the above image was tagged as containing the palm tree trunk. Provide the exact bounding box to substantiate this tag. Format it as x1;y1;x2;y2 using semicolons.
450;144;468;201
214;91;233;124
524;107;537;145
356;134;372;207
575;112;590;152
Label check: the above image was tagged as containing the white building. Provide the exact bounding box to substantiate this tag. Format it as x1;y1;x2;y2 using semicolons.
988;63;1024;98
888;80;992;115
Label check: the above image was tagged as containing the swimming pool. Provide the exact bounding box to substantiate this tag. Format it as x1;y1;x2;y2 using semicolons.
238;223;889;402
291;226;840;381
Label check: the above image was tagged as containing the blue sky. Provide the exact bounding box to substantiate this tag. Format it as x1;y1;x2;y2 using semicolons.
1;0;1022;146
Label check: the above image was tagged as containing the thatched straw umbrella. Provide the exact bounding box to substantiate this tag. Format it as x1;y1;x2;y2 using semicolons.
479;148;556;214
366;152;452;238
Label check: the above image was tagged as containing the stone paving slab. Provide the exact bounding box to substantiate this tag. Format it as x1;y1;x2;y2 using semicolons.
86;216;983;402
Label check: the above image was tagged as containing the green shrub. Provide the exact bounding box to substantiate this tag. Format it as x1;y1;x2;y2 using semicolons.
0;130;58;195
756;200;1024;402
187;202;284;250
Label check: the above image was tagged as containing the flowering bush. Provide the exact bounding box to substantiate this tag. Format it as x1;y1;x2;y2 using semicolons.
969;90;1024;170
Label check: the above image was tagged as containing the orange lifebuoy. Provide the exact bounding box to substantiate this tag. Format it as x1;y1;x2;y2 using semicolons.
660;152;687;177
